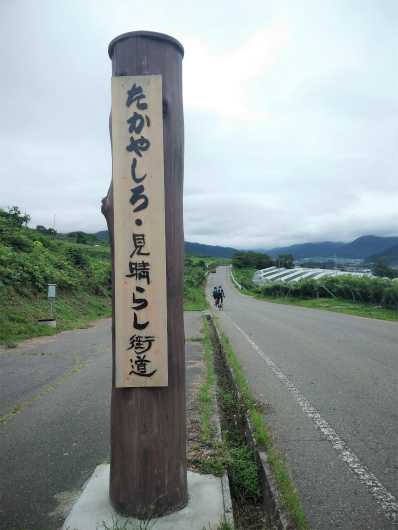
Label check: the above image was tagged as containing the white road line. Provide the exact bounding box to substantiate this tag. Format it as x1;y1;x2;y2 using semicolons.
224;313;398;523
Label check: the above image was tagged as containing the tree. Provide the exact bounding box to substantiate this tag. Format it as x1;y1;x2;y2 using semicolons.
372;258;398;279
67;231;88;244
255;252;274;269
232;251;274;269
0;207;33;252
0;206;30;227
276;254;294;269
36;225;56;236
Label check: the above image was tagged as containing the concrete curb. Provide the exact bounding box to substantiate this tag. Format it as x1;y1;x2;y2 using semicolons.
208;314;293;530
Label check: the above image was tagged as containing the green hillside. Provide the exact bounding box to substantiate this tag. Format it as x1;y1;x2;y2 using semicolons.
0;207;221;346
0;207;112;347
364;244;398;265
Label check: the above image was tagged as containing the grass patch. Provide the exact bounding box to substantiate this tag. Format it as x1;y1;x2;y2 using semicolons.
97;454;111;465
196;318;267;530
203;519;237;530
0;285;111;347
198;320;217;442
183;283;209;311
228;444;261;503
187;317;229;476
231;266;398;321
98;496;162;529
253;294;398;321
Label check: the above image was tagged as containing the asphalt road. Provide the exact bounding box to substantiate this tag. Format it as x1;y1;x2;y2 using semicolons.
0;320;112;530
208;266;398;530
0;313;208;530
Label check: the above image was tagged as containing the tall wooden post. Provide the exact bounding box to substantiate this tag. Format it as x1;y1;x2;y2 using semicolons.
102;31;187;517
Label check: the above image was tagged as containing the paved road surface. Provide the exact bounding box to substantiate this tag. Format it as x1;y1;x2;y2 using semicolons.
208;266;398;530
0;320;112;530
0;313;208;530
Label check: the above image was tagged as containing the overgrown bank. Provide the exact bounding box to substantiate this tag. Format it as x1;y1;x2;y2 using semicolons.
0;205;228;346
0;285;112;348
0;207;113;347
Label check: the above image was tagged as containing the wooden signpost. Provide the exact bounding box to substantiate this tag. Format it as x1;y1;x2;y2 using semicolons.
102;31;187;516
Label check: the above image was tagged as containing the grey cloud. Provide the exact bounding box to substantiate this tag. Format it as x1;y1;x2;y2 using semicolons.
1;0;396;249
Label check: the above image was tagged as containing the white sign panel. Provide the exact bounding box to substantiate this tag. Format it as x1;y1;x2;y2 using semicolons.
111;75;168;388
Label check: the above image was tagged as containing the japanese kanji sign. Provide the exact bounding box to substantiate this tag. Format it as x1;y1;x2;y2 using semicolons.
111;75;168;388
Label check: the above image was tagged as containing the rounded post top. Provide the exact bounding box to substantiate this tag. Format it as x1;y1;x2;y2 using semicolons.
108;31;184;59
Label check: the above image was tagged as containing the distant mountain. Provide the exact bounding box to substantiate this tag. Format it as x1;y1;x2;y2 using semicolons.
94;230;109;240
364;244;398;265
259;241;344;260
185;241;240;259
92;232;240;258
92;231;398;261
262;236;398;260
336;236;397;259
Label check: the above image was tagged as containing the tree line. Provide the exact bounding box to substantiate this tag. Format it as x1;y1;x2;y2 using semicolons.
232;251;294;270
231;250;397;279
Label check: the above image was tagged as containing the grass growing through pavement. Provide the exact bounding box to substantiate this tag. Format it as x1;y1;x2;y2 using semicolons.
188;318;264;508
203;520;237;530
197;327;217;442
98;514;154;530
187;320;229;476
0;363;87;424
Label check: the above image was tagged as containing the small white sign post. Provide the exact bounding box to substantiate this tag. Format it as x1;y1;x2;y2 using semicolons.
47;284;56;318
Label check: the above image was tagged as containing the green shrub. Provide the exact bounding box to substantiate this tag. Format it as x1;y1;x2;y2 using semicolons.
258;274;398;308
0;207;111;295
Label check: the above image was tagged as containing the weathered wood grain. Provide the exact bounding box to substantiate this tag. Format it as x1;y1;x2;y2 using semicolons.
102;31;187;517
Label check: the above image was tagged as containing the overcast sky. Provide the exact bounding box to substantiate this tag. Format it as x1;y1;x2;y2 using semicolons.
1;0;397;250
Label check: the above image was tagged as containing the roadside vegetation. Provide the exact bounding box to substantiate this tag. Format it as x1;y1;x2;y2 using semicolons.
232;266;398;322
190;315;309;529
232;249;398;279
0;206;232;346
183;253;230;310
0;206;112;347
188;317;267;530
215;323;310;530
4;209;394;529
